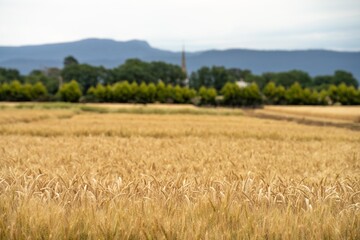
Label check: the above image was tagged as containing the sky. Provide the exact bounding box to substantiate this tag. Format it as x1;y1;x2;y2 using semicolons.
0;0;359;51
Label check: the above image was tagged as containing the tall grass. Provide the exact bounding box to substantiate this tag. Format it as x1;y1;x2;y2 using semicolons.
4;102;244;116
0;106;359;239
261;105;360;123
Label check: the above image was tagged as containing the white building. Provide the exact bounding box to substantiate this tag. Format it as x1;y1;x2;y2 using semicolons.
235;79;249;88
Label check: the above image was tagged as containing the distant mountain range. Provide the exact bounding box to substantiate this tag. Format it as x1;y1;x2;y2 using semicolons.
1;38;359;81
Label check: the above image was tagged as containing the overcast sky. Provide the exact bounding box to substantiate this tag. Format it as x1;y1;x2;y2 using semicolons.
0;0;359;51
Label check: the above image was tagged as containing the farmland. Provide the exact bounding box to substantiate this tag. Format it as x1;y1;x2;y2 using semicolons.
256;106;360;123
0;103;359;239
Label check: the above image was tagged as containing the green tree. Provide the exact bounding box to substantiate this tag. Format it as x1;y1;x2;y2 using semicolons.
318;89;331;105
327;85;339;104
211;66;234;91
0;67;23;84
221;82;240;106
263;70;312;88
173;85;185;103
275;85;286;104
302;88;319;105
21;83;33;101
0;83;11;101
0;81;33;101
58;80;82;102
9;81;25;101
313;71;358;90
156;81;167;103
334;83;360;105
112;81;133;102
31;82;48;100
130;82;139;102
285;82;304;105
333;70;358;88
25;70;59;94
107;59;154;84
347;86;360;105
63;56;79;67
107;60;187;86
241;83;262;106
199;86;217;105
86;86;97;102
263;82;277;104
245;74;267;89
355;88;360;105
189;67;210;90
61;64;107;92
189;66;233;91
149;61;186;86
263;84;287;105
165;84;175;103
182;87;197;103
136;82;149;103
228;68;252;81
313;75;334;90
87;84;112;102
147;83;157;103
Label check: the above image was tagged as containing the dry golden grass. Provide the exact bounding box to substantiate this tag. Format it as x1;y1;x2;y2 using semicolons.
259;106;360;123
0;102;199;109
0;105;359;239
0;102;245;116
0;108;76;125
86;103;199;109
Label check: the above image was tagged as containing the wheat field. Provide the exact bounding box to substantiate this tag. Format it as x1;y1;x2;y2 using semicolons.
259;106;360;123
0;104;359;239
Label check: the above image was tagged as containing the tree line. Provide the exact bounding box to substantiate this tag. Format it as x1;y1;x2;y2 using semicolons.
189;67;358;91
1;79;359;106
0;56;359;105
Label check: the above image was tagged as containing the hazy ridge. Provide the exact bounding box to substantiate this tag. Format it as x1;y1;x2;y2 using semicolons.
1;38;359;81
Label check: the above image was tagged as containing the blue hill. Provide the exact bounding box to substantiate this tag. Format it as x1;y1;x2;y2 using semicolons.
0;38;359;81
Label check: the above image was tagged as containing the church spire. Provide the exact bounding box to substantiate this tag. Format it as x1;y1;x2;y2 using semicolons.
181;46;187;75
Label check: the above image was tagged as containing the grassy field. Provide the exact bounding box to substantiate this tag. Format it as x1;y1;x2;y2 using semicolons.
0;103;359;239
257;105;360;123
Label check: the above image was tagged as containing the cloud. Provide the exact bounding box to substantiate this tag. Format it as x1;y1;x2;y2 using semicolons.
0;0;359;50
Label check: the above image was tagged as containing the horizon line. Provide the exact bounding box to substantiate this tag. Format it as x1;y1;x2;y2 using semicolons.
0;37;360;53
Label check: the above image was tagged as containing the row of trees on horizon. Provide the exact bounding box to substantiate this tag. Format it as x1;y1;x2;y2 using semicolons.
0;56;359;106
1;79;359;106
